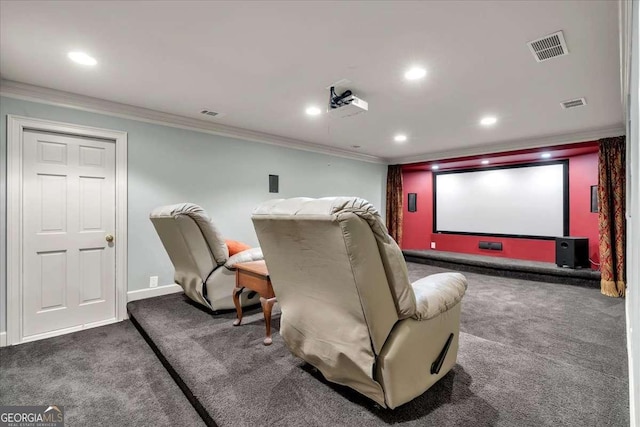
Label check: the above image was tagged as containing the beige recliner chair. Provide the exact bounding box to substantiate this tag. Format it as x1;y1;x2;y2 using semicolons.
150;203;262;311
252;197;467;409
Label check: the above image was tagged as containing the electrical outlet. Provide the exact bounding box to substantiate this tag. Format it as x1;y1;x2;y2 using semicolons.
149;276;158;288
430;242;436;249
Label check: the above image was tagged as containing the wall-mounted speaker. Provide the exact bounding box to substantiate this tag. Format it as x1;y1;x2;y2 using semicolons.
590;185;598;213
555;237;590;268
408;193;417;212
269;175;279;193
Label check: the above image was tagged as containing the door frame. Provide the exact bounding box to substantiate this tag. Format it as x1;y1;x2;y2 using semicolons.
7;115;128;345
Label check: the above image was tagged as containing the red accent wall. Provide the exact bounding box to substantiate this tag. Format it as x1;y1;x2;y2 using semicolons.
402;151;599;268
568;153;600;263
403;171;433;249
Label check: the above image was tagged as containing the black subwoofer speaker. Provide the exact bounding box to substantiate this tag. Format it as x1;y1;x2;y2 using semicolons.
555;237;590;268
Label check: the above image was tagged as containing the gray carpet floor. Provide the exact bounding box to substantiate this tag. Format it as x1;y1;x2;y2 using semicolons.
0;321;205;427
126;262;629;426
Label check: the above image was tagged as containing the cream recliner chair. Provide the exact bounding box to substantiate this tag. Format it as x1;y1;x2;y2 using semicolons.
252;197;467;409
150;203;262;311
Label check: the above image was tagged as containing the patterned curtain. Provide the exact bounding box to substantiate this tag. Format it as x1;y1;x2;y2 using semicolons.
598;136;626;297
386;165;403;245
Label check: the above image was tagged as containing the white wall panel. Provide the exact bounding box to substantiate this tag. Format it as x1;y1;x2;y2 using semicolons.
38;141;67;164
79;177;103;231
79;248;103;303
39;174;67;232
38;251;66;310
79;145;104;167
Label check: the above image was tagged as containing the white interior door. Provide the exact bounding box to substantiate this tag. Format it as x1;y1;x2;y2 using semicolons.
21;130;116;340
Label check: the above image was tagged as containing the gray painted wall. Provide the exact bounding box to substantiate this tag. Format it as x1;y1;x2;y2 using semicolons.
0;96;387;333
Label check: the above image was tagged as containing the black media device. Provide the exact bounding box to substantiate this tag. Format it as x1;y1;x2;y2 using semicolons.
479;241;503;251
555;237;590;268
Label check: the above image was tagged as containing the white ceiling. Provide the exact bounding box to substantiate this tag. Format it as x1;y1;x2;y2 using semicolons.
0;1;623;162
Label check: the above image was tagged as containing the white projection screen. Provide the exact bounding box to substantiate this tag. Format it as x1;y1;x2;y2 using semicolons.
434;162;568;238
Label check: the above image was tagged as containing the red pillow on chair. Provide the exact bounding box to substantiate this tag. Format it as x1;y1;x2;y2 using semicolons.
225;239;251;256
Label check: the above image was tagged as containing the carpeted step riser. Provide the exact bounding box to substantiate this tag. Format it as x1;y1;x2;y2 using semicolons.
128;312;219;427
404;253;599;289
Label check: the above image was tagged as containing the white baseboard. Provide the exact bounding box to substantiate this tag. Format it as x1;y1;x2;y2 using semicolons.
127;284;183;302
19;318;119;344
0;286;182;346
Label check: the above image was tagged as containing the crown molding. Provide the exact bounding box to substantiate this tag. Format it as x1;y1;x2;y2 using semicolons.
0;79;385;164
387;125;626;165
2;79;625;167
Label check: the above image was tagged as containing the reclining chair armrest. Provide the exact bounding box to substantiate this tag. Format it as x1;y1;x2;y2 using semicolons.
411;272;467;321
224;247;264;269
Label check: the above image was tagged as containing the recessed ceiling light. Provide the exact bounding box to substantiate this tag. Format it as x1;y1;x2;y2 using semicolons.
480;116;497;126
481;159;490;165
431;165;439;170
305;106;322;116
394;134;408;143
68;51;97;66
541;152;552;159
404;67;427;80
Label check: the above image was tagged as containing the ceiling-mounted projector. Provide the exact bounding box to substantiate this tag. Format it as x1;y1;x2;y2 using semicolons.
328;86;368;118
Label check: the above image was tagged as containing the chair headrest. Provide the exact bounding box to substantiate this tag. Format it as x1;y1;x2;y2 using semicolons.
253;197;416;318
150;203;229;264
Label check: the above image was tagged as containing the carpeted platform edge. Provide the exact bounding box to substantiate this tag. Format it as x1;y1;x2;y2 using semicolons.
404;254;599;288
128;308;217;427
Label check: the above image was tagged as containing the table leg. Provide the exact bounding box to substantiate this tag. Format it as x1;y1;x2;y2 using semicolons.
260;296;277;346
232;287;244;326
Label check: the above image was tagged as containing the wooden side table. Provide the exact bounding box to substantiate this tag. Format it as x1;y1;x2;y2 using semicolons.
232;260;277;345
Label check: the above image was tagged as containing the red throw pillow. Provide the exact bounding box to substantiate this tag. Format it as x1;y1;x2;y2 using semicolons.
226;239;251;256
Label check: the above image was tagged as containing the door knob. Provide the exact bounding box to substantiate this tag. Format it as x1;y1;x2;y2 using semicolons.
105;234;114;243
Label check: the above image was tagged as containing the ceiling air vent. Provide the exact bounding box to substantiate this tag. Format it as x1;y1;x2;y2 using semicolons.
561;98;587;109
200;109;220;117
527;31;569;62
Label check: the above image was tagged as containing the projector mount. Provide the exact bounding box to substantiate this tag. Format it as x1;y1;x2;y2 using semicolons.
329;86;353;110
326;83;368;118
